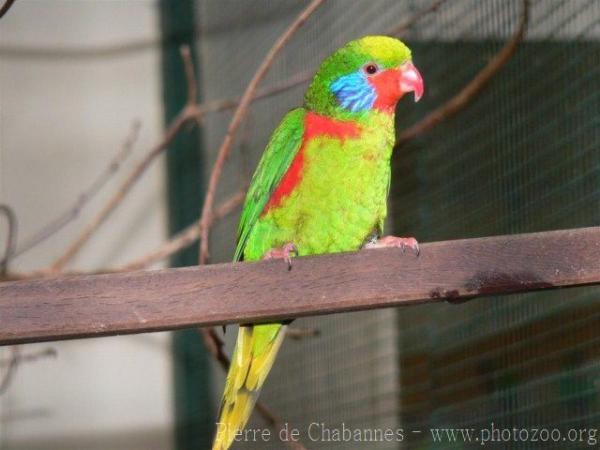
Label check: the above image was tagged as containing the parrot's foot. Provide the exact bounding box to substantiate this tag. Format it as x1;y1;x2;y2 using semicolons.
364;235;420;256
263;242;298;270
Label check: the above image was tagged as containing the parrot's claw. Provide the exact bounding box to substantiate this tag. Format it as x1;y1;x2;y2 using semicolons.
364;235;420;256
263;242;298;270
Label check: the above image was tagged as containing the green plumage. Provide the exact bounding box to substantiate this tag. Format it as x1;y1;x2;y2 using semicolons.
212;36;416;450
244;110;394;259
234;108;305;262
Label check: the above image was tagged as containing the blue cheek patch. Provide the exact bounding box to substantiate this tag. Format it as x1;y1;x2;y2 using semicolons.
330;71;376;113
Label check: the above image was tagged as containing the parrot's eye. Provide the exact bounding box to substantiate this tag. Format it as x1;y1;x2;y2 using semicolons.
363;63;379;76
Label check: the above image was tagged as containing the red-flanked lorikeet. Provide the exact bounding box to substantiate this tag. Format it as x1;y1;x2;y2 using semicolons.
213;35;424;450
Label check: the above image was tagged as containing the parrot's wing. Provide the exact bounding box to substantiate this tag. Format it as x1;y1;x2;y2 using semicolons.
234;107;306;261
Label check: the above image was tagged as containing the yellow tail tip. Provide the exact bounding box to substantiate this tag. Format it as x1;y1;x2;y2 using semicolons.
211;324;287;450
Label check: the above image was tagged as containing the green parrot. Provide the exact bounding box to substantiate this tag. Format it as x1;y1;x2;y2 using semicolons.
212;35;423;449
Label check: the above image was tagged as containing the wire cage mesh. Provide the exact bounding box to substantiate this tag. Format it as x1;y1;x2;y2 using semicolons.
393;1;600;449
192;0;600;448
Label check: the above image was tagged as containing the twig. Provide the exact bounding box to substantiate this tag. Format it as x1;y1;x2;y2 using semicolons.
0;192;245;280
2;53;236;279
0;0;16;20
198;0;324;264
0;346;53;397
199;328;307;450
196;0;444;120
199;328;230;372
180;46;198;107
0;347;19;396
0;205;17;275
386;0;448;37
197;70;313;119
395;0;529;149
12;120;141;261
179;45;204;129
116;190;245;271
47;45;203;273
287;326;321;340
0;347;56;367
48;108;197;272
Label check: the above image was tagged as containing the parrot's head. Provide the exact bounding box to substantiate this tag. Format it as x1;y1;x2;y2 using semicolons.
304;36;423;118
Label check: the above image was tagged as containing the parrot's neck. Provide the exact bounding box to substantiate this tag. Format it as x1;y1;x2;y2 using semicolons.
357;109;395;133
307;109;397;159
308;107;395;135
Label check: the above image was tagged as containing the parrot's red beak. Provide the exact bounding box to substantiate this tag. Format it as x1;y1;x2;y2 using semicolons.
398;62;424;102
369;62;425;111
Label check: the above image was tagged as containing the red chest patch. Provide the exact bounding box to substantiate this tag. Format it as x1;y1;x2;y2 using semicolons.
261;112;361;215
304;112;362;141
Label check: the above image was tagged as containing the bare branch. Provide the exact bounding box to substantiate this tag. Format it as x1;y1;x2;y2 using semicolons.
0;205;17;275
198;69;313;118
0;190;243;279
199;328;229;372
0;347;56;367
116;190;245;272
48;110;196;272
386;0;448;37
198;0;325;264
46;43;207;273
0;346;55;397
0;0;16;20
180;45;198;108
395;0;529;149
287;326;321;340
13;120;141;261
196;0;445;119
0;347;19;396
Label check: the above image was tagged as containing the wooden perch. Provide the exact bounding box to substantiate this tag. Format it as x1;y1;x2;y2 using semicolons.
1;227;599;346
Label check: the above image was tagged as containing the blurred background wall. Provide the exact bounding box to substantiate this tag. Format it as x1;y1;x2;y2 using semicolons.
0;2;172;449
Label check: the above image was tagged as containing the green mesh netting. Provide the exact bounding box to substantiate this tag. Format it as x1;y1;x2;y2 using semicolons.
394;1;600;449
195;0;600;448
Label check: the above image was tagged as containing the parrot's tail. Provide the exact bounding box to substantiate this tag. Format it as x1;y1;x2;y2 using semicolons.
212;323;287;450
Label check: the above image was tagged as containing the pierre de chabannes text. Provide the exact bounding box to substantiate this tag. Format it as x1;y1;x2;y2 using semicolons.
216;422;600;446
